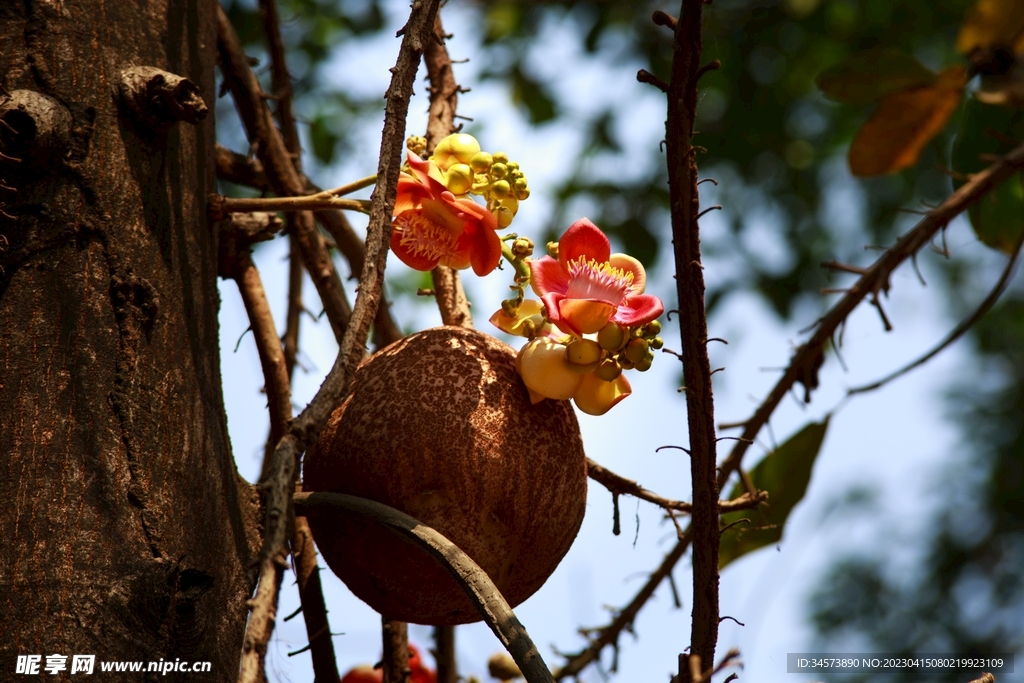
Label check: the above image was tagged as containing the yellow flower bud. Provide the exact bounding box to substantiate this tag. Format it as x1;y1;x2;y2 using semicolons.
491;179;511;198
406;135;427;155
492;151;509;164
644;320;662;336
517;337;583;400
595;358;623;381
514;177;528;192
490;163;508;180
597;322;627;351
431;133;481;170
515;186;531;201
494;206;514;228
649;336;664;350
635;351;654;372
445;163;474;195
547;241;559;258
512;237;534;259
565;338;603;370
624;338;650;364
470;151;493;173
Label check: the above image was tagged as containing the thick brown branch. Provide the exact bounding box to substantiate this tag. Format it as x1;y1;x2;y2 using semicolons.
382;618;410;683
294;492;554;683
222;245;292;462
434;625;458;683
424;12;473;328
667;0;719;677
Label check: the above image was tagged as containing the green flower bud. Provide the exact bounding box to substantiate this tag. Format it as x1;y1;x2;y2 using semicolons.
445;163;474;195
644;320;662;336
624;338;649;364
491;179;511;198
649;336;664;350
595;358;623;381
618;355;635;370
470;151;493;173
597;322;627;351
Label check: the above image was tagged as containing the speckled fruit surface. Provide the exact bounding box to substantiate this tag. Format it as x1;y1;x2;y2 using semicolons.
303;326;587;625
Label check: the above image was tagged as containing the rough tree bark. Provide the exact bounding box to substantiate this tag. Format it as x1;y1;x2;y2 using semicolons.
0;1;260;680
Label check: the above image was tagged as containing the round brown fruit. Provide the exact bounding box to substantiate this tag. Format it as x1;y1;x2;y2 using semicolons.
303;326;587;625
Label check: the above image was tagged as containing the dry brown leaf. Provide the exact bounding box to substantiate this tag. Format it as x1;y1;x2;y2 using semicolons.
848;67;967;177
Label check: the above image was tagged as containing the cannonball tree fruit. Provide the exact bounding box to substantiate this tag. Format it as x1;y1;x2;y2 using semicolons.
303;326;588;625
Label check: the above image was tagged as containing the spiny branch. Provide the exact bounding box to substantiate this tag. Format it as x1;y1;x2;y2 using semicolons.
665;0;720;677
849;227;1024;396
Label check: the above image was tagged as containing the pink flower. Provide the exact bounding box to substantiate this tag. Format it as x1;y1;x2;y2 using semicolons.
391;153;501;276
528;218;663;336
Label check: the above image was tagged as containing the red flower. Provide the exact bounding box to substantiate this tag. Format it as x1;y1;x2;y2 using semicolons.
528;218;663;336
339;644;436;683
391;152;501;276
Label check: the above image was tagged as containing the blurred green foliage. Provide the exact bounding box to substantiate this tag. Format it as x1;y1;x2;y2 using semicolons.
809;293;1024;680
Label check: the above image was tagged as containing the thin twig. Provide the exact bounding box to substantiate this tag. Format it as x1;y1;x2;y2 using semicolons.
217;7;353;344
382;618;409;683
258;3;343;678
424;12;473;328
717;140;1024;488
294;492;555;683
209;193;370;216
213;144;403;347
849;227;1024;396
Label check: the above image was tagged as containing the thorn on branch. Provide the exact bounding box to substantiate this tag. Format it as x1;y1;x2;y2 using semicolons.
651;10;678;30
706;337;728;345
612;493;621;536
719;615;745;626
869;294;893;332
695;60;722;81
656;445;692;455
637;69;669;92
697;177;718;186
820;260;868;275
666;309;680;321
696;205;723;220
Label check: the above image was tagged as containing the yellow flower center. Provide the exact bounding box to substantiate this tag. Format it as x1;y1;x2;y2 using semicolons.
396;211;460;263
565;257;634;303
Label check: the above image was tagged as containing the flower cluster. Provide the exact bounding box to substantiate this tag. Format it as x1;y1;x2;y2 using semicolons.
490;219;664;415
389;133;662;415
391;134;530;276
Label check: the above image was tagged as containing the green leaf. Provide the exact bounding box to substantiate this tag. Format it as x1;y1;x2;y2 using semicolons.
816;47;936;105
952;99;1024;254
719;417;830;570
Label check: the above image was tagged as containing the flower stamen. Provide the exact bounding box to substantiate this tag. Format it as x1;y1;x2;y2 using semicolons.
396;212;460;263
565;257;635;303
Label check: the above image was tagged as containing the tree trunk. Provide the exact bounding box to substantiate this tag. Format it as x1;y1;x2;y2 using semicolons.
0;1;259;680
